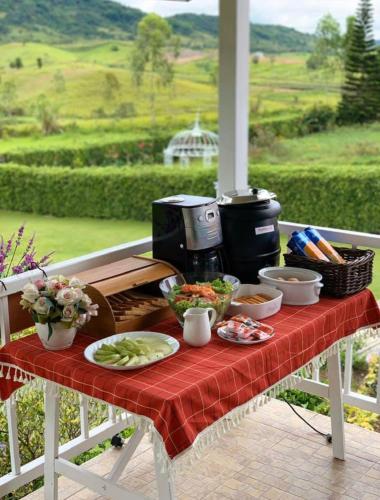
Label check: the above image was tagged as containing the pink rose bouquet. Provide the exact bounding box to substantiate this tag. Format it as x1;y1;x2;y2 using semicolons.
20;275;98;339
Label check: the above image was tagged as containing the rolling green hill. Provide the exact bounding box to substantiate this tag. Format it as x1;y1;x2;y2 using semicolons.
0;0;143;42
169;14;314;53
0;0;314;53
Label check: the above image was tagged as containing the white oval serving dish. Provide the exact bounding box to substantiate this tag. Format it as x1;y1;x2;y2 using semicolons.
258;267;323;306
228;284;283;320
84;331;180;371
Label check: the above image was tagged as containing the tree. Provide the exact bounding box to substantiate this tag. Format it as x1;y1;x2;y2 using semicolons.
15;57;23;69
131;14;179;126
0;80;18;116
343;16;356;57
10;57;23;69
34;94;60;135
337;0;380;124
306;14;343;75
103;72;120;101
53;69;66;94
36;57;43;69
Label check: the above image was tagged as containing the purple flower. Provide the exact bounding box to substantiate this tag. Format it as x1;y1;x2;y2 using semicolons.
12;265;24;274
39;252;55;265
0;226;54;278
24;254;35;265
5;236;13;256
24;233;35;255
15;225;25;247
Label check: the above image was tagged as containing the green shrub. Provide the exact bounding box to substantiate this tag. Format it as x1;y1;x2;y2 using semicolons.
0;109;331;168
0;387;111;498
300;104;337;134
1;135;170;167
0;163;379;233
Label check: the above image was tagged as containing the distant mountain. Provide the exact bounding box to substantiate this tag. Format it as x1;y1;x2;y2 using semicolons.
0;0;144;42
169;14;314;53
0;0;314;53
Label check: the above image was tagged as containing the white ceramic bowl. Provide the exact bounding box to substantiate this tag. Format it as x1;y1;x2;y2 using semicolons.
258;267;323;306
228;284;283;320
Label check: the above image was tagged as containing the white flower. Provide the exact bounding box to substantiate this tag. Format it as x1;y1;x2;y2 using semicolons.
56;288;77;306
50;275;67;283
88;303;99;317
32;297;51;316
22;283;40;304
73;288;84;303
79;293;92;309
62;305;76;322
69;277;85;289
75;314;87;328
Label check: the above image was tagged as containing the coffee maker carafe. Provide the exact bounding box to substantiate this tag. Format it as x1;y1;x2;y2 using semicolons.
152;195;224;273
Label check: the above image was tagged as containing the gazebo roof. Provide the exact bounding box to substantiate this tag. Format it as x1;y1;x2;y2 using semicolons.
164;116;219;158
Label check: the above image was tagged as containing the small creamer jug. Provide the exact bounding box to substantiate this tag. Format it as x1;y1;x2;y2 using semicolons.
183;307;217;347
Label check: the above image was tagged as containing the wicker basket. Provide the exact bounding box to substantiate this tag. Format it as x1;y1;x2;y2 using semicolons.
284;247;374;297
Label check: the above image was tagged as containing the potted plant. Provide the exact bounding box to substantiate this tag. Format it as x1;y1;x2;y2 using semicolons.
20;275;98;350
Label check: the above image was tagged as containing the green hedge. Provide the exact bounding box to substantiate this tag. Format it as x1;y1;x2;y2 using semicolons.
0;163;379;234
1;135;170;167
0;107;334;168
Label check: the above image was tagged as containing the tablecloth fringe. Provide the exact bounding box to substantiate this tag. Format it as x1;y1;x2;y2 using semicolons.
0;324;379;474
158;323;380;474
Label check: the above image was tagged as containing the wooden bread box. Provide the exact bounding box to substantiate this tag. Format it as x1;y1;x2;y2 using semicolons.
74;256;177;338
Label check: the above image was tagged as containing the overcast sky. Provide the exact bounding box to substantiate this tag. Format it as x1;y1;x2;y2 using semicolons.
118;0;380;38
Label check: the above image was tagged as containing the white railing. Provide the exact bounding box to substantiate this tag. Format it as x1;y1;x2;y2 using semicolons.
280;222;380;414
0;238;151;497
0;224;379;496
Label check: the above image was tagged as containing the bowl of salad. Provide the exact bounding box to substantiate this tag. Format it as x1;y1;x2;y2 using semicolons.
159;272;240;327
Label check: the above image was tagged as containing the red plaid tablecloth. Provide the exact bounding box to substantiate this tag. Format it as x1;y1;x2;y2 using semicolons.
1;289;379;462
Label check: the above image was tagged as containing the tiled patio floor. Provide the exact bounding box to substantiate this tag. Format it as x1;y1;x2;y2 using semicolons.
25;399;380;500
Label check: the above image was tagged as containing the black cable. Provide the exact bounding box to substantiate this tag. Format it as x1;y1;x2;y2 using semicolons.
282;397;332;443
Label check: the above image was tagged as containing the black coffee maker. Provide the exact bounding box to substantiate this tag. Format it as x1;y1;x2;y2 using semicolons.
152;195;224;273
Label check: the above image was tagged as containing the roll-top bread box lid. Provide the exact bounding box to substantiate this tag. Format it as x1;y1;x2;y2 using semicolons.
75;256;178;338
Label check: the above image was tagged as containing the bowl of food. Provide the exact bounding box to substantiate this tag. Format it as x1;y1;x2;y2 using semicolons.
228;284;283;320
159;272;240;326
258;266;323;305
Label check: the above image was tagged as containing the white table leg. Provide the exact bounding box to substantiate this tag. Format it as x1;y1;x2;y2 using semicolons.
154;442;176;500
327;350;345;460
44;382;60;499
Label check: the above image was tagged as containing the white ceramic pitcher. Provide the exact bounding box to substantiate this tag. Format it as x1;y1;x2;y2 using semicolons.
183;307;217;347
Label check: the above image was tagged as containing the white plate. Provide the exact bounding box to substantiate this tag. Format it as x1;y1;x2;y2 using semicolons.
84;331;180;371
217;325;275;345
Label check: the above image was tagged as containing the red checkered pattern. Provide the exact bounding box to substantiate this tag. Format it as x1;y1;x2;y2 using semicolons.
1;290;379;460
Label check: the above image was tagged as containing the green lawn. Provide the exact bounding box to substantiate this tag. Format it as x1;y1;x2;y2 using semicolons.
1;210;378;298
253;122;380;166
0;210;151;262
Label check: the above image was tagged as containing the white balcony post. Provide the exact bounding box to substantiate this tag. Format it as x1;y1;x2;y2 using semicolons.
218;0;250;195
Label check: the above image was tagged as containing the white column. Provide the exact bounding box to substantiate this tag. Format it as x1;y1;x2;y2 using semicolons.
218;0;250;195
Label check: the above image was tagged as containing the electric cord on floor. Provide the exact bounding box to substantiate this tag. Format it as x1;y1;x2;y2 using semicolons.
282;397;332;443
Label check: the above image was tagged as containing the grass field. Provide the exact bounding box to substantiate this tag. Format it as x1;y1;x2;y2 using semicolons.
0;210;151;262
253;122;380;166
0;42;340;123
1;210;378;298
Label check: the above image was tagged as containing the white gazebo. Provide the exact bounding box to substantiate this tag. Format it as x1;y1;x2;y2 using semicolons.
163;115;219;167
